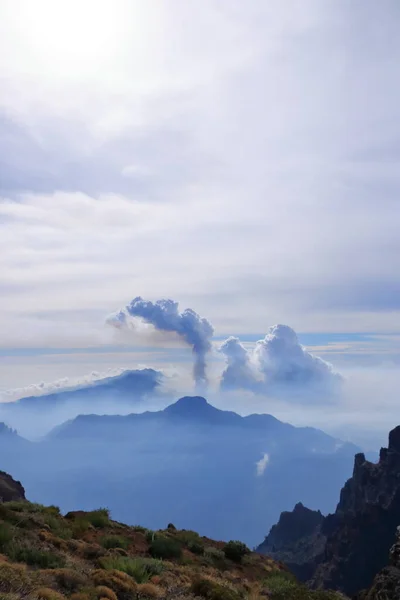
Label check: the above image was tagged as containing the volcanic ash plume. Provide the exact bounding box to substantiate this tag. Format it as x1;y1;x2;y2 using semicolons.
107;297;214;387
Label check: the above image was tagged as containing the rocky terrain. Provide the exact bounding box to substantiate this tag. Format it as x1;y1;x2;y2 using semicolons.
257;425;400;596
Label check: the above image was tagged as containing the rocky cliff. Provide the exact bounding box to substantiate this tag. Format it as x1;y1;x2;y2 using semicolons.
257;425;400;596
356;526;400;600
0;469;26;502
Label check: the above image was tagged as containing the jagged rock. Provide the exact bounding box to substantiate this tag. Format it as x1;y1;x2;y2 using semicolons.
256;503;325;580
0;470;26;502
356;527;400;600
257;425;400;596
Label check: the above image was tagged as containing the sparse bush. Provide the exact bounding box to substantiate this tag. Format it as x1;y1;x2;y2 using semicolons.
145;530;156;543
176;530;201;545
100;557;164;583
191;578;240;600
86;509;110;529
31;588;66;600
263;573;304;600
50;568;87;592
101;536;129;550
187;540;204;555
95;586;117;600
204;547;225;564
0;562;32;595
137;583;162;598
71;519;91;539
149;536;182;560
80;543;106;560
223;541;250;563
91;569;137;600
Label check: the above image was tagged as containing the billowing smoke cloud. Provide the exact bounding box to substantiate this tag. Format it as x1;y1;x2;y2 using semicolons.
219;336;260;391
108;297;214;387
220;324;342;394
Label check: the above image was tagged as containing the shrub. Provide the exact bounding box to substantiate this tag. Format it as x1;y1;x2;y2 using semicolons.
31;588;66;600
95;586;117;600
137;583;162;598
100;557;164;584
80;543;106;560
71;519;91;539
0;563;32;595
0;525;13;551
86;509;110;529
101;536;129;550
204;547;225;564
176;530;201;545
50;568;88;592
91;569;137;600
187;540;204;555
7;543;65;569
145;530;156;543
264;573;303;600
223;541;250;563
191;579;240;600
149;537;182;560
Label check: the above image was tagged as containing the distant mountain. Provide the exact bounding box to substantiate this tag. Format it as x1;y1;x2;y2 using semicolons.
9;368;163;409
0;368;165;438
257;425;400;596
0;396;359;546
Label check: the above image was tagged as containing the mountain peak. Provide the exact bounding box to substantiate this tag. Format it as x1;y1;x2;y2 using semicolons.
164;396;211;416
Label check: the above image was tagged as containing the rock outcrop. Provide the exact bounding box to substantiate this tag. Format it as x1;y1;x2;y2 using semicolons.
257;425;400;596
0;470;26;502
356;526;400;600
256;503;325;580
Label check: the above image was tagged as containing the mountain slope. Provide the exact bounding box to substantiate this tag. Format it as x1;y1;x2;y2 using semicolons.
257;425;400;595
0;490;343;600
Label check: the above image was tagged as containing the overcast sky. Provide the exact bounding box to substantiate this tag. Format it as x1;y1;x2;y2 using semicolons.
1;1;399;438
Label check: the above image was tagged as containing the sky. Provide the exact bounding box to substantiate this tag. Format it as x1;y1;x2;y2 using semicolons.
0;1;399;447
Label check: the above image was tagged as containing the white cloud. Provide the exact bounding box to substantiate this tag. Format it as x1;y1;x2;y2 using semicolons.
0;0;399;353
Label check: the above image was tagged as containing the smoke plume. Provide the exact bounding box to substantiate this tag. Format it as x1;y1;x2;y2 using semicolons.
108;297;214;387
220;324;342;394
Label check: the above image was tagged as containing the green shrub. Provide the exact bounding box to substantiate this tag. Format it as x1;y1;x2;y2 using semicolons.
191;579;240;600
72;518;91;538
86;509;110;528
149;536;182;560
51;568;88;592
4;502;59;516
223;540;250;563
264;573;304;600
176;530;201;545
101;535;129;550
0;524;13;550
204;546;225;564
145;530;156;543
7;543;65;568
100;556;164;583
187;540;204;555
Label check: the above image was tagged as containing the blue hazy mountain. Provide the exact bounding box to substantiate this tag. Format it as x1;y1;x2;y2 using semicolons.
0;396;359;546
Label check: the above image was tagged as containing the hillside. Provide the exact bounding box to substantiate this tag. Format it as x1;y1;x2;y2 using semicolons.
257;425;400;596
0;496;343;600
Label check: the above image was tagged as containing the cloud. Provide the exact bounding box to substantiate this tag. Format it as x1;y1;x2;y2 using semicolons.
108;297;214;387
256;453;269;476
219;324;342;395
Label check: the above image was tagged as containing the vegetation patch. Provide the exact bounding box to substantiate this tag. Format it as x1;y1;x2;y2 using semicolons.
100;536;129;550
223;541;250;563
191;578;241;600
149;536;182;560
100;557;164;583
